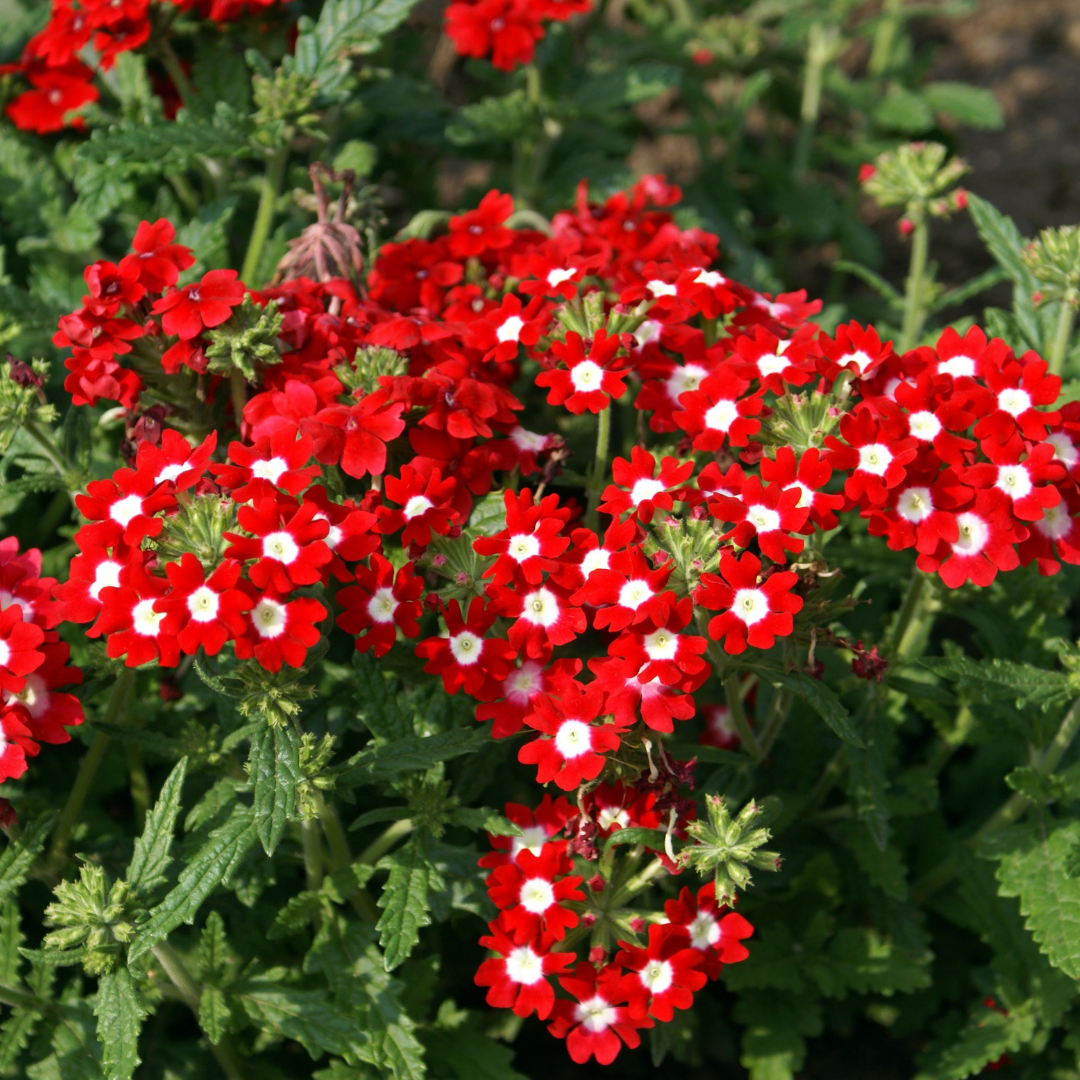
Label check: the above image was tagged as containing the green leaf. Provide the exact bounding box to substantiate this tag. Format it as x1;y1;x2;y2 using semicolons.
965;193;1035;291
424;1019;527;1080
467;490;509;535
196;911;230;984
349;806;410;831
198;986;230;1045
191;39;252;117
293;0;421;99
93;969;146;1080
931;266;1009;313
448;808;522;837
129;806;257;963
990;813;1080;979
0;1006;40;1070
234;977;372;1060
924;655;1074;711
250;723;302;855
733;989;822;1080
919;999;1037;1080
576;63;682;113
125;757;187;896
337;727;489;788
844;710;892;850
749;665;863;747
26;998;102;1080
923;82;1004;130
447;93;535;147
269;892;325;938
0;813;55;906
604;826;669;851
831;259;903;306
352;651;411;740
0;897;23;985
812;928;932;997
873;89;934;133
376;837;439;970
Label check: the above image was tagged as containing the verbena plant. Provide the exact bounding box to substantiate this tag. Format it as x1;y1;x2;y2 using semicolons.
1;3;1080;1080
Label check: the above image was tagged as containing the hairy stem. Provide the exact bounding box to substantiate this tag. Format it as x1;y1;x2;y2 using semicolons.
887;567;929;656
22;419;73;485
153;943;246;1080
1049;295;1077;378
158;40;196;108
229;369;247;432
48;669;135;868
585;405;612;532
899;217;930;353
0;980;45;1011
793;23;835;177
315;793;380;922
725;673;763;762
868;0;903;78
240;148;288;286
357;818;414;866
301;818;323;894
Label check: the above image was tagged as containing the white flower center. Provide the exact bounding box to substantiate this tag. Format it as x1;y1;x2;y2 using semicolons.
998;387;1032;417
633;320;662;347
262;531;300;564
746;504;780;533
251;457;288;483
580;548;610;577
554;719;592;759
507;663;542;701
897;486;934;523
403;495;432;520
253;598;287;638
6;672;46;716
938;355;977;378
508;533;540;562
644;628;678;661
694;269;726;288
575;995;617;1033
496;315;525;344
521;588;560;627
570;360;603;391
732;587;768;625
510;824;548;859
512;427;547;452
449;630;483;665
547;268;576;286
630;478;665;506
89;560;122;600
326;524;343;550
647;279;677;297
519;877;555;915
666;363;708;401
858;443;893;476
132;599;164;636
505;945;545;985
704;399;738;432
640;959;674;995
187;585;220;622
1036;502;1072;540
757;355;788;378
841;350;873;375
0;592;31;616
155;463;185;484
908;410;942;441
785;481;814;509
953;512;989;556
367;588;397;623
0;640;10;668
1047;432;1079;468
618;579;652;610
995;464;1033;501
689;912;720;950
109;494;144;527
598;806;630;830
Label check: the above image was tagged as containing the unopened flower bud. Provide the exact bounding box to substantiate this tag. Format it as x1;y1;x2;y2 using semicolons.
898;218;915;237
581;912;597;927
587;875;604;892
430;553;447;568
588;946;606;963
628;916;646;933
455;571;470;585
857;163;876;183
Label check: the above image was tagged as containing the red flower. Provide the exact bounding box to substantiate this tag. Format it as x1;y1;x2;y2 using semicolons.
120;219;195;294
1;641;83;745
707;475;808;563
91;560;178;668
825;407;918;507
378;466;459;548
211;429;322;504
729;326;815;393
699;703;741;750
916;489;1021;588
487;845;584;942
234;589;327;672
223;498;332;592
552;518;637;592
335;554;424;657
474;918;575;1018
151;269;247;341
867;467;970;555
663;882;753;980
302;486;380;577
675;368;762;451
445;0;544;71
589;656;697;733
518;677;623;790
816;321;892;381
135;429;217;491
599;447;694;524
963;439;1063;523
53;546;136;624
155;554;253;656
466;294;549;363
84;258;146;314
475;658;582;739
302;394;405;480
585;780;661;836
0;707;38;783
892;373;976;466
759;447;844;532
547;962;651;1065
74;466;177;549
415;597;517;697
1019;484;1080;575
694;550;803;654
488;581;586;659
6;63;98;134
478;794;575;873
973;352;1062;444
473;489;571;587
616;922;706;1022
535;329;627;414
447;190;516;256
608;598;707;686
571;545;675;633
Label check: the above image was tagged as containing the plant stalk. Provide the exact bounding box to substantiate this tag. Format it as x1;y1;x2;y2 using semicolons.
48;669;135;868
585;404;612;532
22;419;72;484
725;673;763;762
358;818;414;866
1048;295;1077;377
314;793;380;922
899;217;930;353
793;23;835;178
887;567;928;657
240;148;288;286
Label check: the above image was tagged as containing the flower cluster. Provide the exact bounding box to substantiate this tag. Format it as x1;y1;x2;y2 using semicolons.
445;0;591;72
474;794;753;1064
2;0;282;133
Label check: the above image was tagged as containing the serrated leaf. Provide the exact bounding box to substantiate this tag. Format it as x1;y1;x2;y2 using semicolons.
924;655;1073;711
196;911;229;984
352;651;411;740
269;891;324;938
424;1019;526;1080
129;806;257;963
0;813;55;906
448;808;522;836
873;88;935;133
748;664;863;746
26;998;102;1080
447;93;534;147
376;837;438;970
466;490;509;535
93;969;146;1080
125;757;187;896
349;806;411;831
577;63;682;113
0;1006;39;1070
250;723;302;855
918;999;1037;1080
337;728;489;789
923;82;1004;130
604;826;669;851
198;986;230;1045
832;259;903;306
191;38;252;118
733;989;822;1080
184;777;243;834
0;897;23;985
233;978;372;1059
990;813;1080;979
813;928;931;997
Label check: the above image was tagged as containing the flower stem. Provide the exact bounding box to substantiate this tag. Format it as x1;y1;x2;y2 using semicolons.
725;673;763;762
793;23;835;178
301;818;323;894
22;419;73;485
229;369;247;432
899;217;930;353
47;668;135;870
315;793;380;922
887;567;929;657
152;942;246;1080
240;148;288;286
158;40;196;109
357;818;414;866
585;405;611;532
868;0;903;78
1049;294;1077;377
